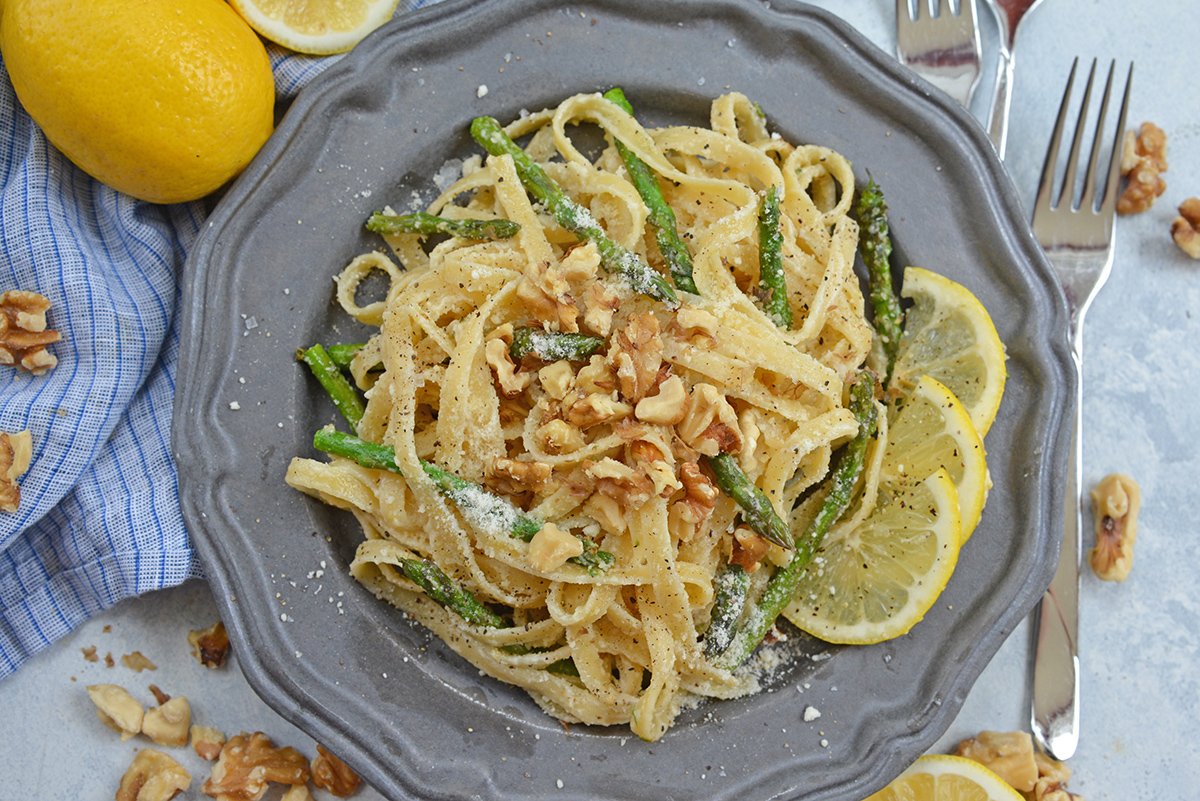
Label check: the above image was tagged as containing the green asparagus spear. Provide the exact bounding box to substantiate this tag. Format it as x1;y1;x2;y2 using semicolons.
702;564;750;659
855;179;903;383
400;557;508;628
705;452;793;550
311;427;614;574
711;372;879;670
757;184;791;328
367;211;520;240
602;88;699;295
296;344;365;428
469;115;678;308
323;343;365;370
401;558;580;676
509;327;604;362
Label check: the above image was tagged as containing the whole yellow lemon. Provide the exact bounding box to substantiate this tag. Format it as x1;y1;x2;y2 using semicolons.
1;0;275;204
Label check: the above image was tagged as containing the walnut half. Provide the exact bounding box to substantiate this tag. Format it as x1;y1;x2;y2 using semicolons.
202;731;311;800
116;749;191;801
1171;197;1200;259
0;430;32;513
1088;473;1140;581
0;290;61;374
311;744;362;797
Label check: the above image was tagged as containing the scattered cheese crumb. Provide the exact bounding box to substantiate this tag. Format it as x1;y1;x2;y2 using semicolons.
803;706;821;722
229;401;240;410
477;84;489;98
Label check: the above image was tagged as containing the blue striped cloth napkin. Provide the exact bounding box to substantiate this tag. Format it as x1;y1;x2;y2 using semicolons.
0;0;436;680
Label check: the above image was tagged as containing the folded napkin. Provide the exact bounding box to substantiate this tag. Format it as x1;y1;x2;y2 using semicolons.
0;0;436;680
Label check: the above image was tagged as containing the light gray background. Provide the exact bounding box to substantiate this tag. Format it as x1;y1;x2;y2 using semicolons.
3;0;1197;798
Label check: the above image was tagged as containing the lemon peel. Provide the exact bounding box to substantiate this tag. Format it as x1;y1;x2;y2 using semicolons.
228;0;401;56
0;0;275;205
864;754;1026;801
891;267;1008;437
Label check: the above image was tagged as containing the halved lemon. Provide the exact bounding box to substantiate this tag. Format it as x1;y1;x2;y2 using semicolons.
228;0;400;55
891;267;1007;437
883;375;989;542
782;469;961;645
864;754;1025;801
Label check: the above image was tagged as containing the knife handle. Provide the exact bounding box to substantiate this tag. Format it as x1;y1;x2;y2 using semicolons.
1030;375;1082;760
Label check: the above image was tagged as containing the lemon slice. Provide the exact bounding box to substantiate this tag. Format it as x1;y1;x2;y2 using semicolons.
864;754;1026;801
228;0;400;55
782;469;961;645
891;267;1007;437
883;375;989;542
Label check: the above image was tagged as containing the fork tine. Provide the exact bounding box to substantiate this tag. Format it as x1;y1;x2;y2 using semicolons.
1079;61;1116;213
1100;64;1135;217
1034;58;1079;217
1058;59;1097;210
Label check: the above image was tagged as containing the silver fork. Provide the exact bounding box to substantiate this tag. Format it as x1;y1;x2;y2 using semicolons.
1029;57;1132;762
895;0;982;107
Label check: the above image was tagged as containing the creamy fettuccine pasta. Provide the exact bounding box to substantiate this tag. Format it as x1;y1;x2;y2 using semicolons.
286;92;872;741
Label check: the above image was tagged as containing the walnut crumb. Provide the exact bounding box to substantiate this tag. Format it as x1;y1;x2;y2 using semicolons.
1171;197;1200;259
87;683;144;741
1088;473;1140;581
122;651;158;672
191;725;227;761
0;290;61;374
202;731;311;799
1116;122;1167;215
116;749;191;801
0;430;32;513
311;744;362;797
188;621;231;668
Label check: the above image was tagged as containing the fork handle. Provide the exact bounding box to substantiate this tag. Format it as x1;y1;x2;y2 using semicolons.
1030;356;1083;760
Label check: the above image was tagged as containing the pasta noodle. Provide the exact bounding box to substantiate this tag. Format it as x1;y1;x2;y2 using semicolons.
286;92;873;741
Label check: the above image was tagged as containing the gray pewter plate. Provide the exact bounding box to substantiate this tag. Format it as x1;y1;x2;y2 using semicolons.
172;0;1073;798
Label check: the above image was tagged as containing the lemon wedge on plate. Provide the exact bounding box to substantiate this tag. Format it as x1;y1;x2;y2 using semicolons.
229;0;400;55
782;469;961;645
891;267;1008;437
864;754;1026;801
883;375;989;542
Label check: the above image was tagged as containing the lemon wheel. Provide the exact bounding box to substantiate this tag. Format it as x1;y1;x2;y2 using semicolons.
864;754;1025;801
782;469;961;645
229;0;400;55
883;375;989;542
891;267;1007;437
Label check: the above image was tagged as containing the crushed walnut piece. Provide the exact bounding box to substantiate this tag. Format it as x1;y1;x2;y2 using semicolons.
82;644;100;662
534;418;585;455
122;651;158;672
608;311;663;403
1030;750;1079;801
0;429;32;513
485;334;532;398
668;461;718;542
116;749;191;801
955;730;1038;792
188;621;231;668
280;785;314;801
1171;197;1200;259
87;683;144;741
729;525;772;572
528;522;583;573
581;281;621;337
311;744;362;798
635;374;689;426
1088;472;1140;581
191;726;228;761
676;383;742;456
1117;122;1167;215
487;456;553;496
565;392;631;430
202;731;311;800
0;290;61;374
586;457;655;506
143;696;192;748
